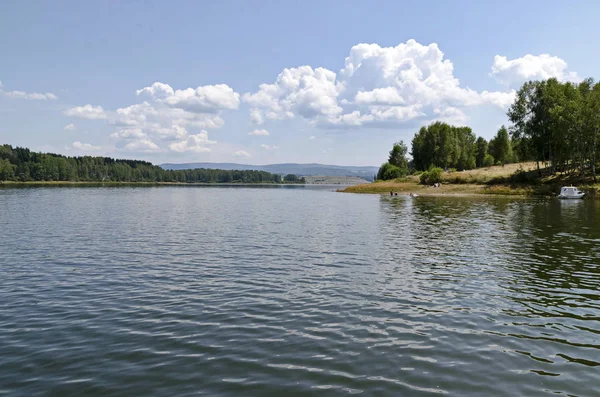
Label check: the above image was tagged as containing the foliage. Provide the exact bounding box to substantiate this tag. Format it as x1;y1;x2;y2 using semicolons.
475;137;488;168
283;174;306;183
419;167;443;185
411;122;477;171
388;141;409;170
483;154;495;167
0;144;289;183
489;125;512;165
377;162;407;180
508;77;600;179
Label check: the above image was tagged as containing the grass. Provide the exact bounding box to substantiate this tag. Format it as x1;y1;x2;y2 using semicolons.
341;162;600;198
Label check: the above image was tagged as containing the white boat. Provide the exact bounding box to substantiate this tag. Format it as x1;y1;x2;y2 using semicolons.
558;186;585;199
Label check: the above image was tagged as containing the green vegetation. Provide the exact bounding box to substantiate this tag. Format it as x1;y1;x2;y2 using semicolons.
376;141;410;180
0;144;301;184
347;76;600;195
508;78;600;180
411;122;477;171
419;167;443;185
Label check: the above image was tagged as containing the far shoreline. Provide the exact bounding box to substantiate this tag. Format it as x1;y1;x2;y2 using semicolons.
0;181;309;187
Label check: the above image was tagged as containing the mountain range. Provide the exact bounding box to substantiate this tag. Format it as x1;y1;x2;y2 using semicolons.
160;163;379;181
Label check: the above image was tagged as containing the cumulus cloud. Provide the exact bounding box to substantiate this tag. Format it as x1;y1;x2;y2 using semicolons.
491;54;580;87
64;123;75;131
261;144;279;151
168;131;216;153
123;139;161;152
248;129;270;136
0;81;57;100
66;82;241;154
243;66;341;124
64;104;106;120
234;150;250;158
137;82;240;113
72;141;101;151
243;39;526;128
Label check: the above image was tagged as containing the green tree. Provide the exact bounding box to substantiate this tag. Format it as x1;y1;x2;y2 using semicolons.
489;126;511;166
284;174;298;183
388;141;409;171
411;122;478;171
483;154;495;167
475;137;488;168
377;162;405;180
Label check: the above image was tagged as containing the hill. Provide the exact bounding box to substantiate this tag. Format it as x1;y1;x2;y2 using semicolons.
160;162;379;181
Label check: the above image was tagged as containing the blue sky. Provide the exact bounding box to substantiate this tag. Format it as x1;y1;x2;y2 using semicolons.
1;0;598;166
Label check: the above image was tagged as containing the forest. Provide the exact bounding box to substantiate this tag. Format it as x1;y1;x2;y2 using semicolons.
377;77;600;182
0;145;301;184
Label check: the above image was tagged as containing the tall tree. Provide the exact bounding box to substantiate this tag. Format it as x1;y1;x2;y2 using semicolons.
475;137;488;168
388;141;409;170
411;122;478;171
490;126;511;166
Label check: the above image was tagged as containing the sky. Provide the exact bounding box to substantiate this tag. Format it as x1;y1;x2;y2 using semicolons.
1;0;599;166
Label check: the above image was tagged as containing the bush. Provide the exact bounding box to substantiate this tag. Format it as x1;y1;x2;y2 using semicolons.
419;167;443;185
377;162;407;180
483;154;495;167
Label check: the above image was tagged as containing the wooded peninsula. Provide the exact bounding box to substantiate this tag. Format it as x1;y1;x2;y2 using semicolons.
0;145;304;184
345;77;600;196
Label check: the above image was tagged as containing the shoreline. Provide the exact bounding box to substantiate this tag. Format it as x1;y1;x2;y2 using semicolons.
339;181;600;198
0;181;307;187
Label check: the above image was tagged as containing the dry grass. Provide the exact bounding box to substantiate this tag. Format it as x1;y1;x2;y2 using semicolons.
341;162;554;196
441;162;538;184
341;181;486;195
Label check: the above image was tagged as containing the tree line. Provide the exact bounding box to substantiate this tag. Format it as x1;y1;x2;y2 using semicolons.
378;123;518;180
0;145;303;184
378;76;600;181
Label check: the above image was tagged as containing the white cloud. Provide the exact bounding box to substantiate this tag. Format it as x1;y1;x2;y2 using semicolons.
243;66;341;124
123;139;161;152
261;144;280;151
138;82;240;113
64;123;75;131
249;109;264;124
65;104;106;120
479;90;517;108
168;131;216;153
354;87;405;105
309;136;316;140
110;128;146;140
248;129;270;136
135;82;174;99
234;150;250;158
0;81;57;100
66;81;240;154
72;141;101;151
244;39;522;128
432;107;468;125
491;54;580;87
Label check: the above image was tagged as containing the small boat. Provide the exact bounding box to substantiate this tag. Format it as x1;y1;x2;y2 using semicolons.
558;186;585;199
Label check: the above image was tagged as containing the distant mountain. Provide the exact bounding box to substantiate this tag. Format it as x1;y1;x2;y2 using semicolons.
160;162;379;181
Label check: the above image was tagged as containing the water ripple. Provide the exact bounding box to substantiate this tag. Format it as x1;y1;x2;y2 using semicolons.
0;187;599;396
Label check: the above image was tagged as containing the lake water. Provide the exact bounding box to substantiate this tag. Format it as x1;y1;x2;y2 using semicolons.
1;186;599;396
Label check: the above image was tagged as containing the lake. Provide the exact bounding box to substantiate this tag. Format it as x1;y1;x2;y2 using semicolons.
1;186;599;396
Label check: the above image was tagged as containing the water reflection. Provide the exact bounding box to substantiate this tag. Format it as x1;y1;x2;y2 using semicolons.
1;188;599;396
379;195;600;393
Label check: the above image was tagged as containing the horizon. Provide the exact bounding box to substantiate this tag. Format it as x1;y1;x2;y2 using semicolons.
1;1;599;166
